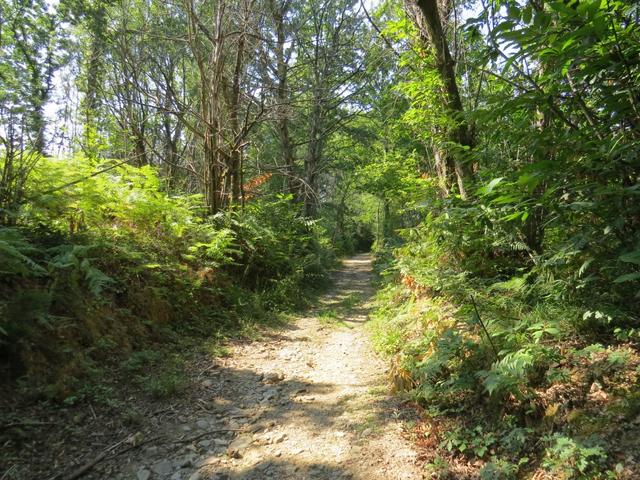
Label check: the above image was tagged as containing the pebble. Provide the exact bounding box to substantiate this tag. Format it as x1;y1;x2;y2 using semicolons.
188;473;202;480
177;454;196;468
202;379;213;388
136;468;151;480
263;372;285;384
262;388;279;400
227;434;253;457
152;461;173;475
196;419;209;430
273;432;287;443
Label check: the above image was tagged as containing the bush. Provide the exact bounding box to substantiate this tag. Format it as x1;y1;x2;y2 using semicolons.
370;177;640;477
0;156;334;398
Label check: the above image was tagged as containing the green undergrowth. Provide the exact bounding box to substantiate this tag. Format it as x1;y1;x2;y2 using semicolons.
0;155;335;404
371;206;640;479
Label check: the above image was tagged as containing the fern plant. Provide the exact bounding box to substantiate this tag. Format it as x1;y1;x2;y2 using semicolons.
0;228;46;277
48;244;115;297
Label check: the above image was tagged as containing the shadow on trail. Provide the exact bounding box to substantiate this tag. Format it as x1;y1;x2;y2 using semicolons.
145;252;417;480
202;459;353;479
201;366;343;430
132;253;416;480
2;255;420;480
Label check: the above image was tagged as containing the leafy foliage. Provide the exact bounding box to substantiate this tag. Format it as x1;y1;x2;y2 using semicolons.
368;0;640;476
0;155;333;397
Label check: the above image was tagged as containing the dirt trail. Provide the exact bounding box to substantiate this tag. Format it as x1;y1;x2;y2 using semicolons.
97;255;422;479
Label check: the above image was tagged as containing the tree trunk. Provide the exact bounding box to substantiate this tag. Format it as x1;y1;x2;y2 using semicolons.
229;19;246;206
415;0;473;198
83;8;107;158
271;0;296;197
304;96;322;217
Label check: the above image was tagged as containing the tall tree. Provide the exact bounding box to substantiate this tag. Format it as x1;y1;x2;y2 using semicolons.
296;0;367;216
408;0;473;198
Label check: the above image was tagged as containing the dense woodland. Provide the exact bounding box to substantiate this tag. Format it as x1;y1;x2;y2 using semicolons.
1;0;640;477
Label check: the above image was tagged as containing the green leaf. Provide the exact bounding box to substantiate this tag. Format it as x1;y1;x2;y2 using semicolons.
501;211;527;222
502;55;517;75
478;177;504;196
614;272;640;284
619;251;640;265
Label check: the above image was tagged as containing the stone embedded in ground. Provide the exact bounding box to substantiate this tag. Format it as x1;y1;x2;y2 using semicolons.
177;453;197;468
249;423;263;433
152;460;174;475
262;388;279;401
144;445;160;455
136;468;151;480
197;455;219;467
196;419;209;430
228;407;246;417
273;432;287;443
263;372;284;384
226;434;253;458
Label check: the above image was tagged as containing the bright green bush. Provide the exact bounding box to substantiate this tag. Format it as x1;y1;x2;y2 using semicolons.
0;155;334;397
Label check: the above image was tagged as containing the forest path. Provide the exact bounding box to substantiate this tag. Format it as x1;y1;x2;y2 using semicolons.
119;254;423;480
